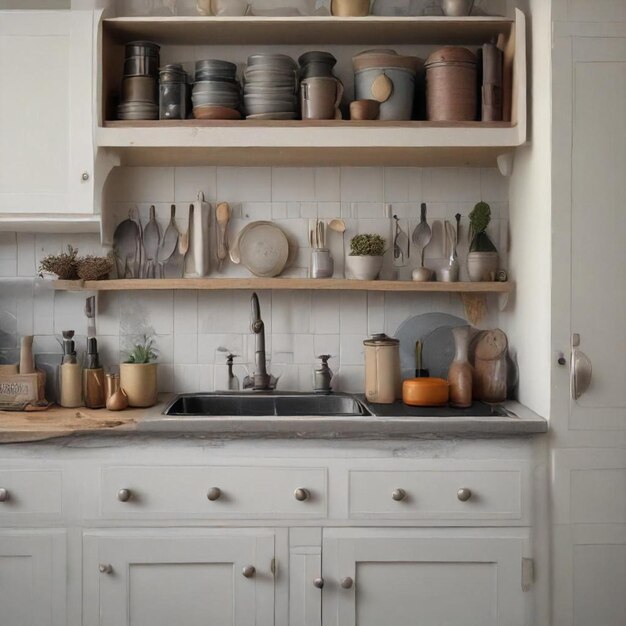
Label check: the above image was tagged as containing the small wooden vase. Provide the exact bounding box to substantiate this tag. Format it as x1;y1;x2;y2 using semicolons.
448;326;474;408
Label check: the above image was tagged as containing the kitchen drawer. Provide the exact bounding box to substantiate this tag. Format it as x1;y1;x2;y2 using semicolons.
0;469;63;518
100;466;327;519
349;469;523;521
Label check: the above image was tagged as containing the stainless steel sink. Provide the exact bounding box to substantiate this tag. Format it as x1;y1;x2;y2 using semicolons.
163;392;372;418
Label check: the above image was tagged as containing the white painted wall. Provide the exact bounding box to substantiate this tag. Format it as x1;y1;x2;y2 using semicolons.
500;0;552;418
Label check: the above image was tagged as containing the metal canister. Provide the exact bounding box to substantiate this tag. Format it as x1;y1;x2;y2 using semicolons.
363;334;401;404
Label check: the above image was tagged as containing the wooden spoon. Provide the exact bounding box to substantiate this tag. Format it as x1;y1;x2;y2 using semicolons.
216;202;231;270
328;218;346;233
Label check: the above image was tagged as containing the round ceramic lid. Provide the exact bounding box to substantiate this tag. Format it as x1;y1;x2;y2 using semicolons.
425;46;477;67
238;222;290;278
363;333;400;347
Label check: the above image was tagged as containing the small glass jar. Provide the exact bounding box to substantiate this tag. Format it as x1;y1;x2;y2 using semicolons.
310;248;334;278
159;64;188;120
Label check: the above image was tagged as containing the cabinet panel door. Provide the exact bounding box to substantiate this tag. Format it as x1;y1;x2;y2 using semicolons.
84;530;275;626
0;531;66;626
322;529;526;626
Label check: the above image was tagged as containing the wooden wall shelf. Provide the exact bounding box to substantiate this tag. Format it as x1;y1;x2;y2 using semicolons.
52;278;514;293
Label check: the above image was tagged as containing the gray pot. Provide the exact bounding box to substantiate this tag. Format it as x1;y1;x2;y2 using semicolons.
355;67;416;120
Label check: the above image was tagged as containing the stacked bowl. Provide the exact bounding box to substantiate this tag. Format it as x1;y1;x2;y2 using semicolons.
118;41;160;120
243;54;299;120
192;59;242;120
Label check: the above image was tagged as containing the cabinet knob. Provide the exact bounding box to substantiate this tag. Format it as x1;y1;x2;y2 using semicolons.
117;489;132;502
294;488;310;502
457;488;472;502
99;564;113;574
0;488;8;502
242;565;256;578
340;577;354;589
313;577;325;589
391;488;407;502
207;487;222;501
81;171;90;181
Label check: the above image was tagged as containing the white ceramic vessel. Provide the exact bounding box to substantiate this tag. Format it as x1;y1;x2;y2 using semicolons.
345;255;383;280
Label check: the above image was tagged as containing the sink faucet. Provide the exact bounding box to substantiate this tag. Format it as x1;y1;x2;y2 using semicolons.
243;292;275;391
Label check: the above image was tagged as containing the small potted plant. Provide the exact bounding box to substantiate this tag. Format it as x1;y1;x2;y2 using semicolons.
120;335;158;407
467;202;499;281
346;234;386;280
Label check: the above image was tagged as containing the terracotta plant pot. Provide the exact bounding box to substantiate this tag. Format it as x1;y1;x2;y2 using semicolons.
467;251;499;282
120;362;158;408
331;0;370;16
345;255;383;280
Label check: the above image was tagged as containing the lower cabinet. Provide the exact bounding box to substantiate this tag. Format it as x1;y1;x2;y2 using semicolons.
83;529;276;626
0;531;66;626
322;529;528;626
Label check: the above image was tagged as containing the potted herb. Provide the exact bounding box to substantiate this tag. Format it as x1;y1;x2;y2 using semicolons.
119;335;158;407
346;234;386;280
467;202;499;281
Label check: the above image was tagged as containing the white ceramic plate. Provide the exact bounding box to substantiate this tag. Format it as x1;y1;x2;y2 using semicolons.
233;221;290;277
246;112;298;120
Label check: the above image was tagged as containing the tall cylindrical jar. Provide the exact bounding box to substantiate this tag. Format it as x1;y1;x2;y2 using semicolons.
447;326;474;408
425;46;477;121
120;363;158;408
363;334;401;404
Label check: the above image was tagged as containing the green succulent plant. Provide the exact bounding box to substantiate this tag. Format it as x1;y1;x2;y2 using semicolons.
349;234;386;256
124;335;158;364
469;202;497;252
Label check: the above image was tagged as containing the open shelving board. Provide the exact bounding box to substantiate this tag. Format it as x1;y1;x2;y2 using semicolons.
99;12;526;167
53;278;514;293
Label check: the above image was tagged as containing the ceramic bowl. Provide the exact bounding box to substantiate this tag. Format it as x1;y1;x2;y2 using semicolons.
350;99;380;120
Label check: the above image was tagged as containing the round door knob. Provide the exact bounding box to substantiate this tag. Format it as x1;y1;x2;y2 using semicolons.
391;488;407;502
457;488;472;502
81;171;90;181
558;356;567;366
117;489;132;502
99;564;113;574
207;487;222;501
340;577;354;589
0;488;8;502
313;577;325;589
294;488;310;502
242;565;256;578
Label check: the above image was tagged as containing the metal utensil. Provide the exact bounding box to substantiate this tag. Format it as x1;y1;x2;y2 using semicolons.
158;204;179;278
143;205;161;278
177;206;190;277
113;209;141;279
216;202;231;271
392;214;409;267
411;203;432;267
455;212;461;246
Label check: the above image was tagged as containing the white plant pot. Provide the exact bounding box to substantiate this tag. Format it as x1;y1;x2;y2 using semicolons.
467;251;499;282
345;255;384;280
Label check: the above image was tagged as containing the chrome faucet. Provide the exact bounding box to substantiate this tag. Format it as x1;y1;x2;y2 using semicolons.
243;292;276;390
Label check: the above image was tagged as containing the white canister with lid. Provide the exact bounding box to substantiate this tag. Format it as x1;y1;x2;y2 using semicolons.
363;333;402;404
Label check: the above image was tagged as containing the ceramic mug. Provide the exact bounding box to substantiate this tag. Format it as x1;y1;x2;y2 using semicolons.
301;77;344;120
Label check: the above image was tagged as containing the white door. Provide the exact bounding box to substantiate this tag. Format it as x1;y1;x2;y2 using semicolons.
322;528;528;626
0;531;66;626
83;529;275;626
0;10;94;215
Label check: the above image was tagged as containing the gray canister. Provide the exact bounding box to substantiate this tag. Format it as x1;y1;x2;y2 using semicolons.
355;67;416;121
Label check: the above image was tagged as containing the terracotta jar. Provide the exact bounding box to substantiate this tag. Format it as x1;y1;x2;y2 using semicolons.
447;326;474;408
331;0;370;16
120;362;158;408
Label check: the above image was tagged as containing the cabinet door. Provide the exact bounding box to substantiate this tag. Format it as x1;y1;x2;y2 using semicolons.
84;529;275;626
0;10;94;215
0;531;66;626
322;529;527;626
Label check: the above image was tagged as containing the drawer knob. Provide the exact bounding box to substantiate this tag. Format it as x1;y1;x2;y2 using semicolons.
313;577;325;589
294;488;310;502
340;576;354;589
207;487;222;501
391;488;407;502
457;488;472;502
0;488;8;502
242;565;256;578
117;489;132;502
99;564;113;574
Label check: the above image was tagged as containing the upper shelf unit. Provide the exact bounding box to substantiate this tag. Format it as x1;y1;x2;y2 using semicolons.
98;11;526;167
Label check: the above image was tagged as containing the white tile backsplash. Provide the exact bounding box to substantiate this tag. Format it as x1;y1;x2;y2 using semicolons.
0;164;509;393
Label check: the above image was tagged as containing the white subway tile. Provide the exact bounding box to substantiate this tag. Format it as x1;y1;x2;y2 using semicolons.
311;291;340;334
217;167;271;202
174;364;200;393
287;202;301;218
335;365;365;394
157;364;174;393
241;202;272;220
33;288;54;335
197;334;243;364
119;291;174;336
317;202;341;219
340;333;365;365
16;233;36;277
293;333;315;364
0;259;17;277
480;167;509;202
53;292;88;335
384;168;410;202
356;203;386;219
272;202;288;219
174;333;198;364
174;166;217;202
271;291;311;334
108;167;175;203
341;167;384;202
96;335;119;369
96;292;120;336
340;292;367;334
0;233;16;261
272;168;316;201
174;290;198;334
300;202;318;219
367;292;385;335
197;365;215;391
423;167;481;203
315;168;341;201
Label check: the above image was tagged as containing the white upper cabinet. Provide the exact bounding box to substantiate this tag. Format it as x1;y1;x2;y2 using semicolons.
0;10;94;216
